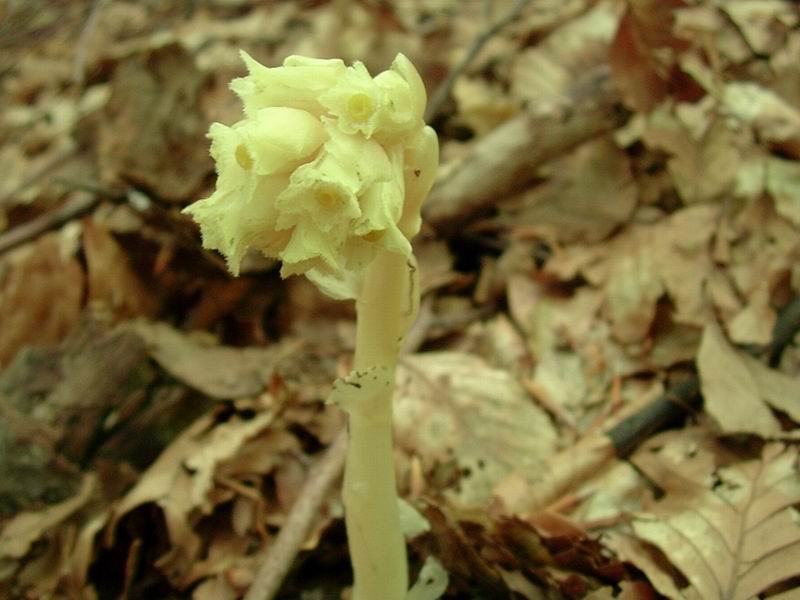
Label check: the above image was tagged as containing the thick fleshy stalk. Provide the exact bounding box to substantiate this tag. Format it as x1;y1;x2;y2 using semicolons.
343;249;418;600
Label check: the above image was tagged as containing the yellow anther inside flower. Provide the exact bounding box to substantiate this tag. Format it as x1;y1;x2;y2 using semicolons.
346;93;374;123
316;187;341;207
235;144;253;170
362;229;384;242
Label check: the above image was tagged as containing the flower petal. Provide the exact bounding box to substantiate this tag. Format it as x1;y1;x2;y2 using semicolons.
390;53;426;125
319;62;382;137
279;220;342;275
231;51;346;117
398;125;439;237
237;107;327;175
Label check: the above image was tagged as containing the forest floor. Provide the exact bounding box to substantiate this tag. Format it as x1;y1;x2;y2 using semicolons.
1;1;800;599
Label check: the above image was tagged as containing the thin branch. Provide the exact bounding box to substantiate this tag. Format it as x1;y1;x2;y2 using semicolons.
425;0;532;122
0;146;75;210
0;192;98;255
72;0;107;86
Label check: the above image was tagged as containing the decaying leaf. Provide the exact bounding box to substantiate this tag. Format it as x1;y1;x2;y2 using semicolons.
609;0;688;112
766;156;800;227
643;112;742;205
604;247;663;344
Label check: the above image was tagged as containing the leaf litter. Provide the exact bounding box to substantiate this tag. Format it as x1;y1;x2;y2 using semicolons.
1;0;800;598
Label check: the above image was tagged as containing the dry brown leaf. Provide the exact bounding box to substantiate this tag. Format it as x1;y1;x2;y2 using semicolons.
766;157;800;227
739;352;800;424
629;442;800;600
604;247;663;344
652;204;718;326
698;320;782;437
724;83;800;153
83;218;157;319
609;0;687;112
0;474;94;564
726;282;776;346
395;352;558;507
720;0;799;57
192;574;238;600
643;112;742;205
129;320;300;399
511;1;622;111
603;532;684;599
499;137;637;244
111;403;279;583
0;233;84;366
452;77;518;135
97;43;211;202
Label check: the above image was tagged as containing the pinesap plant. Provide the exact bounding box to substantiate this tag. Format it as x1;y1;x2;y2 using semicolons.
184;52;439;600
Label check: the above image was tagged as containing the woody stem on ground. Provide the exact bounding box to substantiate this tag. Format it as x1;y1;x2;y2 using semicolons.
344;249;417;600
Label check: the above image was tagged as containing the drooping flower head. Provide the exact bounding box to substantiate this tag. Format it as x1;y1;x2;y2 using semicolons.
184;52;438;299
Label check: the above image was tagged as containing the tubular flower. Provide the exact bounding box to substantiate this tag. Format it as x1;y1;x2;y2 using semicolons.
184;52;438;300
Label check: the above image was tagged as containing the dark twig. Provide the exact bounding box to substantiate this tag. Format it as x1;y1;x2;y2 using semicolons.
424;0;532;122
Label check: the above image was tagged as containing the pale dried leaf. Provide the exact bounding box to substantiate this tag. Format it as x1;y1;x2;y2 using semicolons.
604;248;663;344
111;406;278;581
129;320;298;399
395;353;558;506
721;0;799;56
500;138;637;244
724;82;800;148
726;283;776;346
192;574;238;600
766;157;800;227
739;353;800;423
453;77;518;135
697;320;781;437
603;532;683;599
644;114;741;205
0;474;94;561
653;205;718;326
630;443;800;600
511;1;621;110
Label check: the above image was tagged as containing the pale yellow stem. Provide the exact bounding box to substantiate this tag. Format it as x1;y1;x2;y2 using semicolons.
344;249;417;600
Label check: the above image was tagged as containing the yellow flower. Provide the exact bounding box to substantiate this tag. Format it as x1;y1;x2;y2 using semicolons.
319;55;425;142
184;52;438;299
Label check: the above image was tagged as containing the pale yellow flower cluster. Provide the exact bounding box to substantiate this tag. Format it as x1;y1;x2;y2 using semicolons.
184;52;438;299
